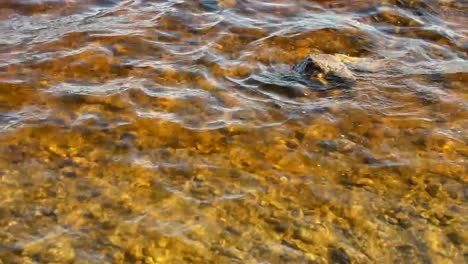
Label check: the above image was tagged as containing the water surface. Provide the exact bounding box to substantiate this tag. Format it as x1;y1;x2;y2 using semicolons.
0;0;467;263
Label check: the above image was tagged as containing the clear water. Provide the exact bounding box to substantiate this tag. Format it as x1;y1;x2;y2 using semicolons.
0;0;466;263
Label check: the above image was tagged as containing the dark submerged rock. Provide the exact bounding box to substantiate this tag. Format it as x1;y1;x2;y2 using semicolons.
328;247;351;264
446;232;463;246
318;140;339;152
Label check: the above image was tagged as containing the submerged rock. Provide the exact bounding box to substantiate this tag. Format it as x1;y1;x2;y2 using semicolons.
293;54;357;87
328;247;351;264
249;53;388;97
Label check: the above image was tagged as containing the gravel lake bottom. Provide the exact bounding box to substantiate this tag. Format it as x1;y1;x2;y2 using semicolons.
0;0;466;263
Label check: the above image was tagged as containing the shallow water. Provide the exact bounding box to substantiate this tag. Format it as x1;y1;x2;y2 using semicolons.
0;0;467;263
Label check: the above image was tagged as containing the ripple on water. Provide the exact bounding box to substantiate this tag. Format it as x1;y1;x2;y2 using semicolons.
0;0;467;263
